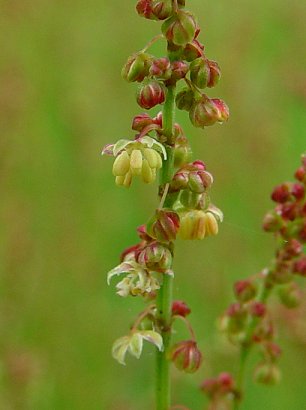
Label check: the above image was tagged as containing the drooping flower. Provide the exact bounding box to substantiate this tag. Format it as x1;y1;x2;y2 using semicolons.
102;136;166;187
112;330;163;365
107;260;161;297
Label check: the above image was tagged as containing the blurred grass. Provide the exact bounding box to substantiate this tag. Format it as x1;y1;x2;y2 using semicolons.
0;0;305;409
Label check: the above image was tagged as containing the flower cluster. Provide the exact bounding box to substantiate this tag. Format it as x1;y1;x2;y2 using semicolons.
103;1;228;407
202;154;306;408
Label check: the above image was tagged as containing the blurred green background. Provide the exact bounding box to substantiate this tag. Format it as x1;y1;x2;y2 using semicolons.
1;0;305;409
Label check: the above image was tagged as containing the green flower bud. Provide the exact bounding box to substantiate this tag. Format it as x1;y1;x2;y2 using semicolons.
175;88;195;111
122;53;152;83
162;10;197;47
190;57;210;89
170;340;202;373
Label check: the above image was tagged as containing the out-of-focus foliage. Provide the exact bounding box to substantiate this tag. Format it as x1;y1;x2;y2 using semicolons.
0;1;305;409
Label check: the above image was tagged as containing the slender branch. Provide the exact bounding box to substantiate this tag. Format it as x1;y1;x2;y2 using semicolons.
156;79;176;410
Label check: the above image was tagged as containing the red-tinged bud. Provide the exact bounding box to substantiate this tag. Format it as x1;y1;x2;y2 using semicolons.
291;183;305;200
262;211;283;232
270;261;292;284
234;280;257;303
170;340;202;373
254;363;281;385
162;10;197;47
122;53;152;82
278;282;302;308
190;57;210;89
176;88;195;111
298;220;306;242
249;301;266;318
295;166;306;182
120;243;142;262
278;202;297;221
218;372;235;394
281;238;302;259
183;39;204;61
222;303;247;334
137;241;172;272
137;80;166;109
263;342;282;361
188;170;213;193
200;377;219;397
189;96;229;128
137;224;153;242
170;170;189;192
192;160;206;170
172;300;191;317
293;256;306;276
207;60;221;88
149;57;171;79
271;183;290;203
132;113;154;132
253;319;274;343
170;60;189;81
153;111;163;127
136;0;156;19
152;0;173;20
148;209;180;242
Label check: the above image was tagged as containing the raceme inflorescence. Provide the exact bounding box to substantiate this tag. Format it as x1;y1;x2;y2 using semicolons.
102;1;228;409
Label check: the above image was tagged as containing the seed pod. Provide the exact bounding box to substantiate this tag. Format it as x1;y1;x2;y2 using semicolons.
149;57;171;79
170;60;189;81
152;0;173;20
131;113;154;132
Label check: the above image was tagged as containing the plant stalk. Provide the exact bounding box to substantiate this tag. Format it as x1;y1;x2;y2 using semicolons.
156;83;176;410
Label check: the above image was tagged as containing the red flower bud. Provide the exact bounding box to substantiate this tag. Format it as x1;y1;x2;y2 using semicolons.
170;340;202;373
120;243;142;262
149;57;171;79
162;10;197;46
271;183;290;203
137;224;153;242
137;80;166;109
234;280;257;303
218;372;235;394
249;301;266;317
172;300;191;317
147;209;180;242
189;96;229;128
207;60;221;88
137;241;172;272
183;39;204;61
132;113;154;132
293;256;306;276
136;0;156;19
152;0;173;20
295;166;306;182
291;183;305;200
188;169;213;193
190;57;210;89
170;60;189;81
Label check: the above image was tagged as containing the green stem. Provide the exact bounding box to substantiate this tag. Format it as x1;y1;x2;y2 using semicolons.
156;82;176;410
234;276;272;409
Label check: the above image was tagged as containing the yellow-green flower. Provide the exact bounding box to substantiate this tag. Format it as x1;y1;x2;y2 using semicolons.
178;206;223;240
102;136;166;187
